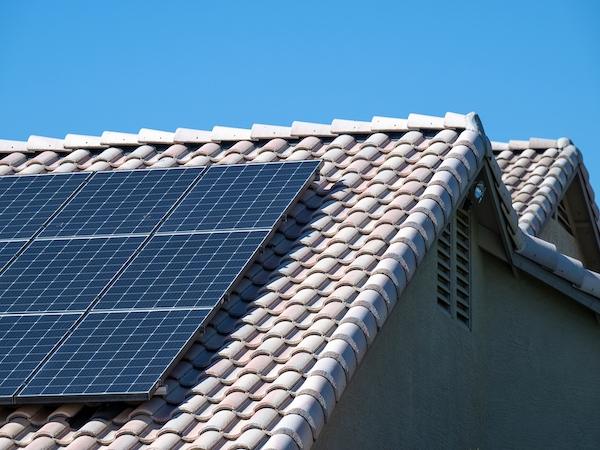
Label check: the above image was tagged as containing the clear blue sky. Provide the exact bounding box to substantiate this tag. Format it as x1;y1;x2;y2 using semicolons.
1;1;599;191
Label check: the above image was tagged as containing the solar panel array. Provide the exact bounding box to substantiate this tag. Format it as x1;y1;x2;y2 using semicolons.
0;160;320;404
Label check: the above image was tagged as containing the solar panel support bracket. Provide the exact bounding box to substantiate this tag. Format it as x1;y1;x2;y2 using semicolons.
155;385;168;396
222;293;230;305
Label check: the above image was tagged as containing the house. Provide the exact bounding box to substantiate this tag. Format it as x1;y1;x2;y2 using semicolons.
0;111;598;449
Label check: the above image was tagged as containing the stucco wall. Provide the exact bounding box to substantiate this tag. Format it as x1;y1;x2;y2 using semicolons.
539;217;584;261
313;229;488;449
313;223;600;450
482;250;600;448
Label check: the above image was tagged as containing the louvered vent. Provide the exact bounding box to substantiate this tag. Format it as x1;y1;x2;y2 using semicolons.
437;226;452;314
455;209;471;327
556;198;574;235
437;208;471;329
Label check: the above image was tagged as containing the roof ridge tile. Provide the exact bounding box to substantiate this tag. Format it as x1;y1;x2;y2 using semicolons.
406;113;445;130
0;139;30;153
100;131;140;146
251;124;292;140
138;128;175;145
27;135;66;152
63;134;108;149
329;119;371;134
211;126;253;142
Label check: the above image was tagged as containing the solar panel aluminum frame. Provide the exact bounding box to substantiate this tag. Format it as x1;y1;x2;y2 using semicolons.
10;160;323;404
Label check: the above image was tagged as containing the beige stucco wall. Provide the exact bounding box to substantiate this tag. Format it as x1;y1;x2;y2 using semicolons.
313;223;600;450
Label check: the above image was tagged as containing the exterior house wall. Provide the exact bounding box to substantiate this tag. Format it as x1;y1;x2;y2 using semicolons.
313;220;600;450
482;246;600;448
539;216;584;261
313;222;488;449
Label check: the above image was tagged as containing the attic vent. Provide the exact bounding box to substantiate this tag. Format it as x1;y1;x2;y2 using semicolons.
437;208;471;329
555;197;574;235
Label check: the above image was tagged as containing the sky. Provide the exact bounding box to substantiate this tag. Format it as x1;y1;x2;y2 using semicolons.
1;1;599;192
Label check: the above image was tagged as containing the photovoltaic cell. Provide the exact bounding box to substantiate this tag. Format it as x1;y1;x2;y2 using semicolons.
0;236;144;314
94;230;269;311
18;309;207;401
0;241;28;272
159;161;320;233
0;172;88;240
40;168;203;238
0;313;79;403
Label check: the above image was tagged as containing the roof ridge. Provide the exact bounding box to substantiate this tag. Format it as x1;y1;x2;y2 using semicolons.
0;112;469;153
491;136;572;152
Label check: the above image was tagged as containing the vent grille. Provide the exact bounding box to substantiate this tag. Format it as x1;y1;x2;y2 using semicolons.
556;198;574;235
437;227;452;313
437;208;471;329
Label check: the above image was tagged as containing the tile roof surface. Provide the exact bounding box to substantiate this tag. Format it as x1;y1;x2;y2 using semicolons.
0;112;599;450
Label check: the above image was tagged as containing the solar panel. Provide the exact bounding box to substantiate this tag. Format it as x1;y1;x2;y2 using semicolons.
40;168;204;238
17;309;207;402
0;313;80;404
95;230;269;311
0;236;144;314
159;161;320;233
0;160;320;404
0;172;88;240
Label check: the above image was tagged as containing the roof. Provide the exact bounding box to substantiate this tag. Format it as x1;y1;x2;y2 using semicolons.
0;112;598;450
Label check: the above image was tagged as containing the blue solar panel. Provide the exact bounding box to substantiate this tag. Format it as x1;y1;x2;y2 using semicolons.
0;172;88;240
40;168;203;238
0;236;144;314
94;230;269;311
18;309;207;402
2;161;320;404
159;161;320;233
0;241;28;272
0;313;79;404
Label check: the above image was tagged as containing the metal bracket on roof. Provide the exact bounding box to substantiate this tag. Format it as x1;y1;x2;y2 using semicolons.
221;293;230;306
154;385;168;396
